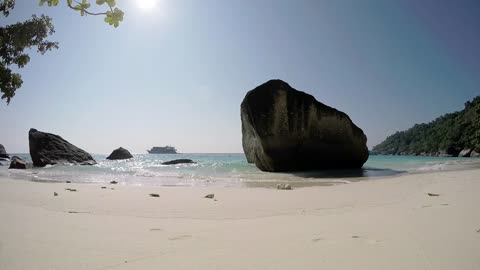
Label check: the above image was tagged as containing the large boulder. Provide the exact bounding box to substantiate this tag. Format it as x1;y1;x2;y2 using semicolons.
241;80;369;172
0;144;8;159
9;156;26;169
106;147;133;160
471;150;480;158
29;128;96;167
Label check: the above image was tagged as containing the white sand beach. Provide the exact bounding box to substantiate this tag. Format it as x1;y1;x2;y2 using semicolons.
1;169;480;270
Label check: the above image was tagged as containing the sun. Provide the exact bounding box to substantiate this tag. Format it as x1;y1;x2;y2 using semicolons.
137;0;157;11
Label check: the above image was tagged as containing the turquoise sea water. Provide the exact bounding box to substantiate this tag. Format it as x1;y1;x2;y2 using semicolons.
1;154;479;187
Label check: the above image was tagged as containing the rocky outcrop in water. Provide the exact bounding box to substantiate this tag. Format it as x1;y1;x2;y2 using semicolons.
0;144;9;159
106;147;133;160
29;128;96;167
241;79;369;172
9;156;27;169
162;159;195;165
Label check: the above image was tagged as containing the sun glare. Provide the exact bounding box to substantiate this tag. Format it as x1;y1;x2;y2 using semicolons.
137;0;157;11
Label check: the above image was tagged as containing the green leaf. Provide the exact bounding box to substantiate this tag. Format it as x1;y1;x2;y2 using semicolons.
106;0;116;7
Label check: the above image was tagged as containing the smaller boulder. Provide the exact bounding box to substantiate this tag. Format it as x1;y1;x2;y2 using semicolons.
29;128;96;166
471;150;480;158
458;149;472;157
0;144;9;159
438;146;461;157
9;156;27;170
106;147;133;160
162;159;195;165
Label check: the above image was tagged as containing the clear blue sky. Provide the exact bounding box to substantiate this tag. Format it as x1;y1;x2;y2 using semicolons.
1;0;479;154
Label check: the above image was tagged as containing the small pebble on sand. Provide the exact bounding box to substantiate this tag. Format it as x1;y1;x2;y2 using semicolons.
276;184;292;190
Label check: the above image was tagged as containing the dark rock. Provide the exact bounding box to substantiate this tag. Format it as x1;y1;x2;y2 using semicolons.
29;128;96;167
0;144;8;159
110;181;118;184
204;194;215;199
54;192;58;196
241;79;369;172
427;193;440;197
438;146;461;157
106;147;133;160
9;156;27;169
162;159;195;165
458;149;472;157
149;193;160;197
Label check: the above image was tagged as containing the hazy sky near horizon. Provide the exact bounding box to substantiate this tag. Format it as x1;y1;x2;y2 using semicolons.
1;0;479;154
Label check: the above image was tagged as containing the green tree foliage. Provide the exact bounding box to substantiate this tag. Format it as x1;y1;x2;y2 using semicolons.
0;0;123;104
372;96;480;156
40;0;124;28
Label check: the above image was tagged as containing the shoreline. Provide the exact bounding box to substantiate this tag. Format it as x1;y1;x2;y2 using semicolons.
1;169;480;269
2;153;480;189
2;161;480;188
0;154;480;188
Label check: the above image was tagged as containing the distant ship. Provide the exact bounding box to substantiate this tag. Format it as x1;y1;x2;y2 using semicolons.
147;146;177;154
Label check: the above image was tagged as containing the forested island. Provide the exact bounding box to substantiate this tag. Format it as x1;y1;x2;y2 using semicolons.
372;96;480;157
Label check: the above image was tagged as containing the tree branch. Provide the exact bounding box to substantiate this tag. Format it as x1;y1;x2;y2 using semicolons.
67;0;107;16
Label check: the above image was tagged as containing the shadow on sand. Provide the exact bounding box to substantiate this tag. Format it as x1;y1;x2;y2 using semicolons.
242;167;407;188
292;167;405;180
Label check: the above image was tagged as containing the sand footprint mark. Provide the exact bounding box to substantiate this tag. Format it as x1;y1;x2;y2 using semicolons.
169;235;192;241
